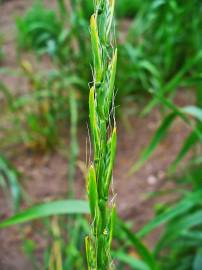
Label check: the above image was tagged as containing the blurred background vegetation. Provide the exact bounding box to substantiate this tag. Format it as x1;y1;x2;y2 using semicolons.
0;0;202;269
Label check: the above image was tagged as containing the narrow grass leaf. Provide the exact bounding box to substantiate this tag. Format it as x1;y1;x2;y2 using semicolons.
114;251;150;270
138;191;202;238
0;200;89;228
181;106;202;121
121;223;158;270
130;112;176;174
170;131;199;171
166;210;202;237
155;210;202;254
0;156;21;211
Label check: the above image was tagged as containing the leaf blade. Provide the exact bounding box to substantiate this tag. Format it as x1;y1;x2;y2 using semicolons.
130;112;176;174
0;200;90;228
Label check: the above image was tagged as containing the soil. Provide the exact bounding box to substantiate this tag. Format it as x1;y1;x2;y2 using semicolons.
0;1;195;269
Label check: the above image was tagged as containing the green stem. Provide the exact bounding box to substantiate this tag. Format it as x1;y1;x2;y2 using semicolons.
68;89;79;198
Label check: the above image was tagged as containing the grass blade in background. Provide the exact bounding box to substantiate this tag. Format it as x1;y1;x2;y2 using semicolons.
130;113;176;174
0;155;22;212
114;251;150;270
137;191;202;238
181;106;202;121
154;210;202;254
169;131;199;171
0;200;89;228
120;223;159;270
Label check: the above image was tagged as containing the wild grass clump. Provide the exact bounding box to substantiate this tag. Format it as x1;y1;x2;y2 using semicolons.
16;2;68;62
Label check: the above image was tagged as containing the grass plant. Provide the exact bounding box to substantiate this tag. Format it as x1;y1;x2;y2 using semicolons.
16;2;68;62
0;155;22;212
85;0;117;269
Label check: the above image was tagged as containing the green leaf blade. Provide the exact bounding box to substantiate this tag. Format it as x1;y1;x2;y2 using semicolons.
0;200;90;228
130;112;176;174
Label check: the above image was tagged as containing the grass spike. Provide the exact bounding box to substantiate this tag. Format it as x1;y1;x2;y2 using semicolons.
86;0;117;269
